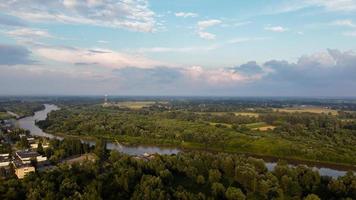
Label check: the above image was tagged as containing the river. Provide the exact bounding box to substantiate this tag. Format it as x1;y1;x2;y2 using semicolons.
17;104;180;155
17;104;351;178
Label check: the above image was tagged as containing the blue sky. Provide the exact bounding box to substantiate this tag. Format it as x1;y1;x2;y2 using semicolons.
0;0;356;96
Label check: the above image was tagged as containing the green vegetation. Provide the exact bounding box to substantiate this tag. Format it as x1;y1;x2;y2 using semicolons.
1;151;355;200
0;101;44;118
106;101;167;109
37;103;356;165
274;107;339;115
0;112;12;120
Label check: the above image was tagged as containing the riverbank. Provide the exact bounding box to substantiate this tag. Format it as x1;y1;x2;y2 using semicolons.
50;131;356;172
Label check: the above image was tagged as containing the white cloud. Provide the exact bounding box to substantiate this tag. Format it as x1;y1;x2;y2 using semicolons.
63;0;77;8
6;28;52;39
0;0;156;32
332;19;356;28
198;19;222;30
273;0;356;14
198;31;216;40
228;37;269;44
97;40;109;44
137;45;219;53
307;0;356;12
265;26;288;32
298;51;337;67
34;46;166;69
182;66;253;85
175;12;198;18
197;19;222;40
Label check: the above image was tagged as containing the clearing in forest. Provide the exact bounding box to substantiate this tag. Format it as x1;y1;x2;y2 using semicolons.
274;106;339;115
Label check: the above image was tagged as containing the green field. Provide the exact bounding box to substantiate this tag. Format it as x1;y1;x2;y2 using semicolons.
0;112;12;120
274;106;339;115
234;112;260;117
105;101;167;109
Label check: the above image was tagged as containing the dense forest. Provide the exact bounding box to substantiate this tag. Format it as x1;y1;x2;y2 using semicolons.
0;101;45;118
1;149;355;200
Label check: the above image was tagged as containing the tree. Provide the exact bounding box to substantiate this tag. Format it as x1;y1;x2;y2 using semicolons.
304;194;321;200
30;158;38;169
225;187;246;200
37;142;44;155
17;137;29;149
94;139;107;161
196;175;205;185
208;169;221;183
211;182;225;198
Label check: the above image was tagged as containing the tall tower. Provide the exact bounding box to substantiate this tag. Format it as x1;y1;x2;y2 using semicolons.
104;94;108;104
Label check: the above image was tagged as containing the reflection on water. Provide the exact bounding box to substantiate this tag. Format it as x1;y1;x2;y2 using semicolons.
106;142;180;155
266;162;347;178
17;104;60;139
17;104;350;177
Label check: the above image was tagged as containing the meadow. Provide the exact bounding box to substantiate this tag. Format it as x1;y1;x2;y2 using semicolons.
274;106;339;115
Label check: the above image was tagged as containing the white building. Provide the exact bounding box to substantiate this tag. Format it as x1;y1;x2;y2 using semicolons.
0;153;11;167
16;151;47;164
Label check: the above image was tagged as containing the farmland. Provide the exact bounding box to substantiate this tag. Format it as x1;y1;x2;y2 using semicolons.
105;101;167;109
0;112;11;120
274;106;339;115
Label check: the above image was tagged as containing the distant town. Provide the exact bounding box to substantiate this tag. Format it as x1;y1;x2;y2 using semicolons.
0;119;49;178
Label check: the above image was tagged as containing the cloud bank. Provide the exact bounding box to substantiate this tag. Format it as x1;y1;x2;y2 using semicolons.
0;0;156;32
1;47;356;96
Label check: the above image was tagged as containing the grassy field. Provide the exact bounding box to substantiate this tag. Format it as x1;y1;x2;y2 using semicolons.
253;125;276;131
195;111;259;117
274;107;339;115
208;121;275;131
209;122;233;128
107;101;167;109
0;112;12;120
234;112;260;117
245;122;276;131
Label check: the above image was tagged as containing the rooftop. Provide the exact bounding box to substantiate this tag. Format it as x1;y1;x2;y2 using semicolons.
16;151;40;159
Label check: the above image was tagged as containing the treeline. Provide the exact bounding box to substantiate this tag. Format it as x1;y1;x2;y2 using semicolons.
1;151;355;200
153;98;356;112
43;138;92;163
0;101;44;118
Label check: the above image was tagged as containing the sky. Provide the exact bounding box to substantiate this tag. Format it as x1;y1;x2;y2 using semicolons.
0;0;356;96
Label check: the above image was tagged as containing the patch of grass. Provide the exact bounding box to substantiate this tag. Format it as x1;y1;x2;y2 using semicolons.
245;122;267;128
274;107;339;115
109;101;167;109
244;122;276;131
0;112;12;120
234;112;259;117
194;112;230;116
209;122;233;128
253;125;276;131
